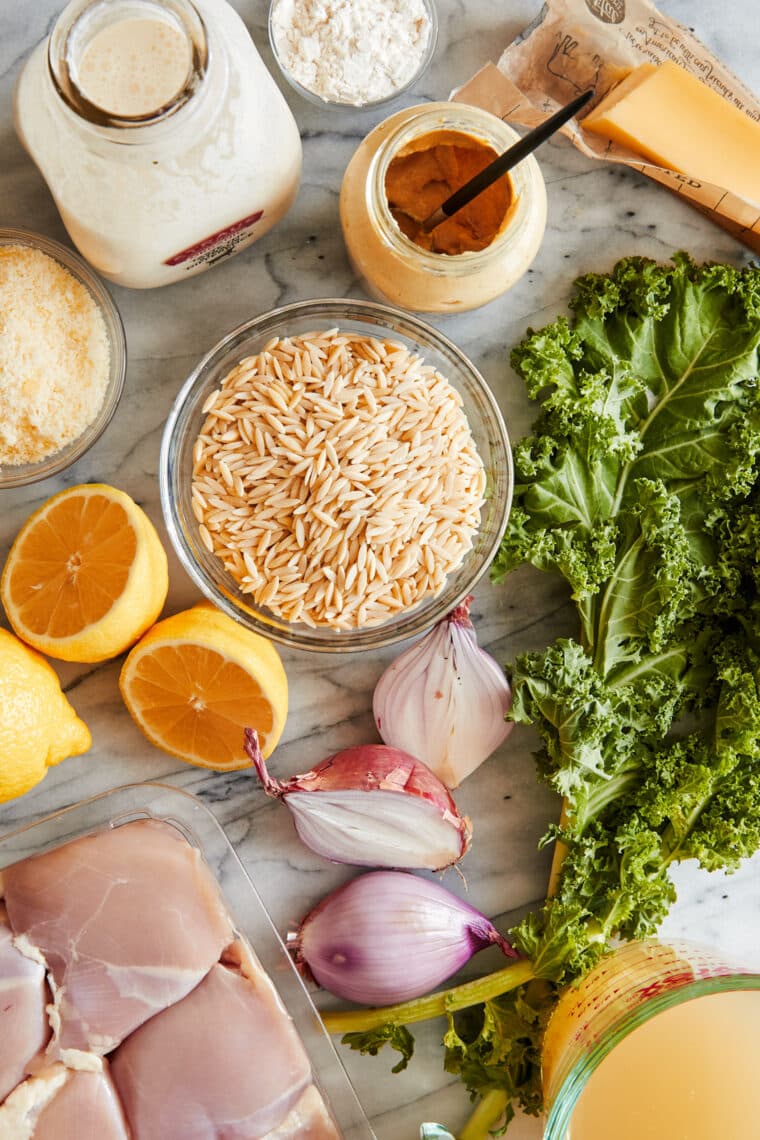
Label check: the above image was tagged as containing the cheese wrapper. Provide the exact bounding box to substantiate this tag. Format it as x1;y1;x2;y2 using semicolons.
454;0;760;253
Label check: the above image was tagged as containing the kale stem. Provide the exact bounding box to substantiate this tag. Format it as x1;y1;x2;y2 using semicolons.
576;765;641;830
547;803;568;897
460;1090;508;1140
577;596;596;653
320;959;536;1034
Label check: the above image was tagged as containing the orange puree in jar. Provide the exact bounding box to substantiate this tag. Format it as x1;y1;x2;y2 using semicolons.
339;102;546;313
384;130;513;254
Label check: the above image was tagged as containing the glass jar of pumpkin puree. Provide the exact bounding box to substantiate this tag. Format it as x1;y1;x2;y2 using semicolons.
339;102;546;313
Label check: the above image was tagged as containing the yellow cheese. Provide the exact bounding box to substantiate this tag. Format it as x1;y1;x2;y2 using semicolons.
584;61;760;204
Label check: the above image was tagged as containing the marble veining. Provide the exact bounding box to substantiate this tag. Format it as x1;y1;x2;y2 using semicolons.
1;2;759;1136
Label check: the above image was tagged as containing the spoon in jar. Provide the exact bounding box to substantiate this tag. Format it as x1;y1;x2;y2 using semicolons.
419;88;595;234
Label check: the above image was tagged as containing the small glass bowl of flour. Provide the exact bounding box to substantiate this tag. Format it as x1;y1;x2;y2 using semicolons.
268;0;437;109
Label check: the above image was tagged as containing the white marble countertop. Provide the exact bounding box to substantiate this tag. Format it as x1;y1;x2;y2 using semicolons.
1;1;760;1137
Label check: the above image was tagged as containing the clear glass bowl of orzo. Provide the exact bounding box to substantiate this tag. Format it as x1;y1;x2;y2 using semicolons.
160;298;512;652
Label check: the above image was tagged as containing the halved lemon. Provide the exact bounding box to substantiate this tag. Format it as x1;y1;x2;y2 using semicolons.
1;484;168;663
119;603;288;769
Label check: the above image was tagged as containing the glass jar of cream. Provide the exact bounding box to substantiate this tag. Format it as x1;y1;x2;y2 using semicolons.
14;0;302;289
340;102;546;313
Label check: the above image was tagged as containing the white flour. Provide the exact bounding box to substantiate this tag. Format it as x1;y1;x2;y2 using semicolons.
270;0;433;106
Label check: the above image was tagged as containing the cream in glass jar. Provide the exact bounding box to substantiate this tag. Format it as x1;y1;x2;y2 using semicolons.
14;0;302;288
340;102;546;313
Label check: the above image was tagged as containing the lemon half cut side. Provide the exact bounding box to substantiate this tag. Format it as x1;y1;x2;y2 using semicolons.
1;483;169;663
119;603;288;770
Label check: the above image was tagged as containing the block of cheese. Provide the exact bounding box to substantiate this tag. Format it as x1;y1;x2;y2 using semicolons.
584;61;760;205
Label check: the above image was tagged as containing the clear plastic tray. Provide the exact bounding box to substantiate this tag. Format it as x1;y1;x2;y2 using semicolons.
0;782;375;1140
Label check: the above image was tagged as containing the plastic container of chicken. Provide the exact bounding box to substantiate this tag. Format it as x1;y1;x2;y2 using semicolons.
0;782;375;1139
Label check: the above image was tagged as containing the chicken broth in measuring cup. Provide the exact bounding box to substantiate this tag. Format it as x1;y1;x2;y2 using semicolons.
543;940;760;1140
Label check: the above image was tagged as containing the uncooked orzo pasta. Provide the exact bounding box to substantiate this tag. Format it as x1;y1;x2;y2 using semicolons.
191;330;486;629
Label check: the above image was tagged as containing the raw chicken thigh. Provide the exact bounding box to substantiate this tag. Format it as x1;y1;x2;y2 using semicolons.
34;1067;129;1140
2;820;233;1058
0;905;49;1102
1;820;339;1137
111;959;314;1139
0;1063;129;1139
262;1087;340;1139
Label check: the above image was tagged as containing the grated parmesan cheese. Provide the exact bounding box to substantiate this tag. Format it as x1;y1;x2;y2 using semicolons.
0;245;110;466
270;0;432;106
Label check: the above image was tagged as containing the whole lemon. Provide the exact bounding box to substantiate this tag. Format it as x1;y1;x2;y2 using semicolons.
0;628;91;803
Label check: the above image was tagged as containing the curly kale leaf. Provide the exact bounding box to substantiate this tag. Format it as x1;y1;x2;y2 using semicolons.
471;255;760;1126
494;254;760;660
508;632;708;830
511;639;760;987
497;256;760;832
443;981;556;1122
482;258;760;1127
341;1023;415;1074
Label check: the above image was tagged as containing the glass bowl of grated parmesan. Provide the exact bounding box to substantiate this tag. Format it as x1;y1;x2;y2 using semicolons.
268;0;438;110
160;297;512;653
0;228;126;489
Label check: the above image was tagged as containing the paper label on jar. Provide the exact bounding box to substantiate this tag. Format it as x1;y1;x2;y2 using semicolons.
164;211;264;269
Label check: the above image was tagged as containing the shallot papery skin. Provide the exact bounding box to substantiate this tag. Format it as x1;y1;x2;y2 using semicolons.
373;596;514;788
293;870;516;1006
245;731;471;871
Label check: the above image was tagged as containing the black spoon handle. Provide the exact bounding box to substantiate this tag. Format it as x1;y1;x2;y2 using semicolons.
420;88;595;233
